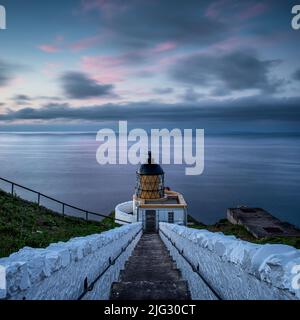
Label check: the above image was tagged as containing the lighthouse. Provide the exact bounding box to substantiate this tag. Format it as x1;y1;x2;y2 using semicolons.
115;152;188;232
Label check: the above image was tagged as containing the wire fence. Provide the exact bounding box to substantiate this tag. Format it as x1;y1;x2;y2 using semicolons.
0;177;130;225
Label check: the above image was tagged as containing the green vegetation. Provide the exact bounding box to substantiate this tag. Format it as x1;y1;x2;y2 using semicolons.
0;189;119;258
187;216;300;249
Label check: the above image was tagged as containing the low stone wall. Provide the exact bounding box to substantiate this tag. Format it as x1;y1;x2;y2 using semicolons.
115;201;136;225
159;223;300;300
0;223;142;300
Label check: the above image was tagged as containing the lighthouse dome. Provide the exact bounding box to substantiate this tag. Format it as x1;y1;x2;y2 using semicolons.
138;163;164;175
136;152;165;199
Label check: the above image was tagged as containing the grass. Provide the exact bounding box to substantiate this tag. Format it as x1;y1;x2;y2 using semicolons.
187;216;300;249
0;189;120;258
1;186;298;258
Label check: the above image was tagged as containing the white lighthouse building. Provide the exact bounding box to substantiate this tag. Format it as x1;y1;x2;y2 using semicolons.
115;152;188;232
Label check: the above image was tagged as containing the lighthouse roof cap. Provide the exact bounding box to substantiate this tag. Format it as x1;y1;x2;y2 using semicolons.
137;151;164;175
137;163;164;175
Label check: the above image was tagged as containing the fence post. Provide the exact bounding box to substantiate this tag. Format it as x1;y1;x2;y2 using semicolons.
11;183;14;196
62;203;65;216
37;193;41;206
86;211;88;221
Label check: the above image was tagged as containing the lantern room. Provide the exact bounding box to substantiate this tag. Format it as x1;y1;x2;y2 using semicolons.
135;151;165;200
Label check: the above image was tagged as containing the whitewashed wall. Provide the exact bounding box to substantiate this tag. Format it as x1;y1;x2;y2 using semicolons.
0;223;142;300
115;201;137;225
139;208;186;230
159;223;300;300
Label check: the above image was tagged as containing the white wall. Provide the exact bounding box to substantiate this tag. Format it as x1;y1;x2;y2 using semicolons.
0;223;142;300
139;208;186;230
115;201;137;225
159;223;300;300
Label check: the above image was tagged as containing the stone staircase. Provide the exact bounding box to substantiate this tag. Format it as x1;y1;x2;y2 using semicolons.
110;233;191;300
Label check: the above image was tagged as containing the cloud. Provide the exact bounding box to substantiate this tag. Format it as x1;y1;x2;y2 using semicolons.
292;69;300;81
239;3;268;20
205;0;268;21
180;88;204;102
38;44;60;53
1;96;300;124
11;94;32;105
169;50;283;95
12;94;32;101
80;0;229;49
60;71;115;99
0;60;16;87
153;87;174;94
69;35;103;51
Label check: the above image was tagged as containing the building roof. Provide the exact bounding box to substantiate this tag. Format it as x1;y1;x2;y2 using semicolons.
137;151;164;175
133;189;187;208
137;163;164;175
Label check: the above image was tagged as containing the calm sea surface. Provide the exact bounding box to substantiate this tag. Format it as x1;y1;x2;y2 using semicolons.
0;132;299;227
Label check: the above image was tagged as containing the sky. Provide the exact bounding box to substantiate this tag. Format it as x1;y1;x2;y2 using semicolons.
0;0;299;132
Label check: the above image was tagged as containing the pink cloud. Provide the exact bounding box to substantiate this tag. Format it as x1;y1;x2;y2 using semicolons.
81;0;106;11
206;1;268;22
38;33;104;53
81;0;128;19
69;35;103;52
38;44;60;53
205;0;231;19
38;35;64;53
153;41;177;53
239;3;268;20
81;55;128;83
79;39;180;84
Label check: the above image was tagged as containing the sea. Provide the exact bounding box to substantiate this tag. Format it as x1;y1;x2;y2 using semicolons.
0;131;299;227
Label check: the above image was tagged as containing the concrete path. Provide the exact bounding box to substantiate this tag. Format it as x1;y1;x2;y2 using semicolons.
110;233;190;300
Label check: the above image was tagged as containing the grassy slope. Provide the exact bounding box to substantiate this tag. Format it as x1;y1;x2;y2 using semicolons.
0;189;119;258
187;216;300;249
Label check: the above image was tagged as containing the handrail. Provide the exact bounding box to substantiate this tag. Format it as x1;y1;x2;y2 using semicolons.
77;226;142;300
0;177;130;224
159;227;223;300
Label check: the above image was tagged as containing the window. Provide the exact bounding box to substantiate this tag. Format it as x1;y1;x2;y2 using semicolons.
168;212;174;223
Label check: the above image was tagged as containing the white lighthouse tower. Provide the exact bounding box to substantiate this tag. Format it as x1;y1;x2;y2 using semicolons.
115;152;188;232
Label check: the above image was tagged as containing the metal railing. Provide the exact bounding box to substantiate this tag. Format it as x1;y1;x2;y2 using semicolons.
159;227;223;300
0;177;131;225
78;226;142;300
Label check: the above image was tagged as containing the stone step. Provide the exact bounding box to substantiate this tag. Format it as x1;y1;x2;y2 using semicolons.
110;280;190;300
126;255;176;266
120;269;181;282
124;260;177;269
130;249;170;256
109;233;191;300
136;246;165;253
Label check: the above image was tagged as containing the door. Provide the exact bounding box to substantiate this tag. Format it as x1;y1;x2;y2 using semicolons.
145;210;156;232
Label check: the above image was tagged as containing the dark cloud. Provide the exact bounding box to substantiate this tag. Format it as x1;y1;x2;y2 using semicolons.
60;72;115;99
180;88;204;102
13;94;32;101
82;0;229;49
170;51;283;95
0;60;15;87
37;96;63;101
1;96;299;124
293;69;300;81
11;94;32;104
153;87;174;94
